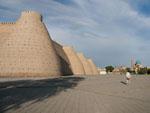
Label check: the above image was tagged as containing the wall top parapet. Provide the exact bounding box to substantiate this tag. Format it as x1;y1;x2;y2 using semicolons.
22;10;40;14
21;10;41;17
0;10;42;24
0;22;16;25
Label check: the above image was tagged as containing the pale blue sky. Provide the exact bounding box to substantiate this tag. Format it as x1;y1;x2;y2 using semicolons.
0;0;150;67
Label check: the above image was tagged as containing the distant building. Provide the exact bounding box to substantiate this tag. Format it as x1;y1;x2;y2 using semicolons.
97;68;107;75
130;59;143;73
134;60;143;74
112;66;126;75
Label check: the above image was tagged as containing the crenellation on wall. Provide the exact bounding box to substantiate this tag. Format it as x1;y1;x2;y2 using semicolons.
17;11;42;24
0;22;16;25
0;22;15;32
0;22;16;35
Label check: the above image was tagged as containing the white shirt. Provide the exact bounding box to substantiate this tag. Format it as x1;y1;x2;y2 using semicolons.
126;72;131;78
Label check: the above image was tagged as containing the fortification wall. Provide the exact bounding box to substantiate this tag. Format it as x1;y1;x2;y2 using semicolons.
0;22;15;34
87;59;99;75
85;59;93;75
77;53;93;75
63;46;85;75
0;11;62;77
0;22;16;45
53;41;73;75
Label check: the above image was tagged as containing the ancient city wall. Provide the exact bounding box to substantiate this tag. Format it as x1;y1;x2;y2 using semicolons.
0;22;15;44
0;10;99;77
87;59;99;75
85;59;93;75
0;11;62;77
63;46;85;75
77;53;93;75
52;41;73;75
0;22;15;32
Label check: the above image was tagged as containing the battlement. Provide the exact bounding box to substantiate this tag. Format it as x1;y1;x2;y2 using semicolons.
0;10;42;25
0;22;15;25
18;10;42;22
0;22;16;32
21;10;41;16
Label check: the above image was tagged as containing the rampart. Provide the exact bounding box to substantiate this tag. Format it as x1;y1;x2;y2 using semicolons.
87;59;99;75
0;11;62;77
53;41;73;75
0;10;98;77
63;46;85;75
77;53;93;75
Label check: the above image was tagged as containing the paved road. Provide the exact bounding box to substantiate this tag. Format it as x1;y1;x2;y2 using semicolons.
0;75;150;113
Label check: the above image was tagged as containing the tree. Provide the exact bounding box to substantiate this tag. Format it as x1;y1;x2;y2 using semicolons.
126;67;131;72
147;68;150;74
138;67;147;74
105;65;114;72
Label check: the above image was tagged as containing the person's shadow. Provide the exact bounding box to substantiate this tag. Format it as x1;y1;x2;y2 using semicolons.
120;81;127;85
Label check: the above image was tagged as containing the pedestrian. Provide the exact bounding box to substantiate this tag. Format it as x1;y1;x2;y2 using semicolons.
126;71;131;84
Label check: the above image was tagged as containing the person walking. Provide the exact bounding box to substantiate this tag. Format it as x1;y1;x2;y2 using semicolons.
126;71;131;84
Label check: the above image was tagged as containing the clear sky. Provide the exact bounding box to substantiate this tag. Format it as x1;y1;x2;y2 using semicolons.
0;0;150;67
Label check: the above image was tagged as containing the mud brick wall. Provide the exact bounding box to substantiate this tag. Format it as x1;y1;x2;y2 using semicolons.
0;11;62;77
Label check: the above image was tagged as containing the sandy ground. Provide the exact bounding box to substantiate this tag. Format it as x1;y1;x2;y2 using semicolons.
0;75;150;113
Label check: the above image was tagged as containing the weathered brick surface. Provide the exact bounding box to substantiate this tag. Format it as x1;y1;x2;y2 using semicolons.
53;41;73;75
0;11;62;77
87;59;99;75
77;53;93;75
63;47;85;75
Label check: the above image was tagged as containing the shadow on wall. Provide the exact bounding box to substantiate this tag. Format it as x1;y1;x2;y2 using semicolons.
0;76;84;112
52;41;73;76
59;56;73;76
